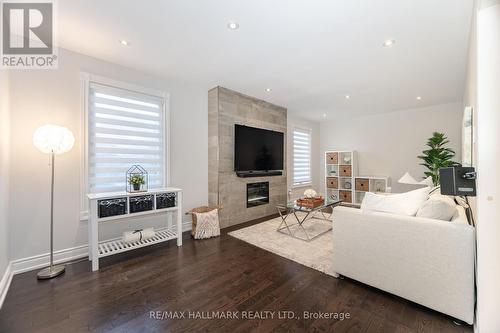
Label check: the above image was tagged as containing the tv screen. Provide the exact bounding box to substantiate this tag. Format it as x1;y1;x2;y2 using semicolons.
234;125;284;171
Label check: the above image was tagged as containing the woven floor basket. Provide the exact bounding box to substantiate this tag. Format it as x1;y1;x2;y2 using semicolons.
188;205;222;238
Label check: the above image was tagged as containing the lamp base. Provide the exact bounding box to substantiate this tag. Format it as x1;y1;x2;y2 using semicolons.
37;265;65;280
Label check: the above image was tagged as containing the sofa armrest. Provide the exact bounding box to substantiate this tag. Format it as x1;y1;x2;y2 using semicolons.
332;206;475;324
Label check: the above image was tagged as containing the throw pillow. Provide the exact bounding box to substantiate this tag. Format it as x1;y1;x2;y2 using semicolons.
361;186;431;216
416;194;457;221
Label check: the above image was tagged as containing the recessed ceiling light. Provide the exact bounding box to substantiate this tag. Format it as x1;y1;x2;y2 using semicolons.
323;113;327;118
416;96;422;100
227;22;239;30
265;88;272;92
382;39;396;47
345;95;351;99
119;40;130;46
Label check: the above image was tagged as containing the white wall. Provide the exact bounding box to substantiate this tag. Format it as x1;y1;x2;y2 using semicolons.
463;0;478;219
0;70;11;275
320;103;463;193
8;48;208;261
476;2;500;332
464;3;478;141
287;116;321;199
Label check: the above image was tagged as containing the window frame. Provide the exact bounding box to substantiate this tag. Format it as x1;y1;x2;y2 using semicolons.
292;126;312;188
80;73;170;220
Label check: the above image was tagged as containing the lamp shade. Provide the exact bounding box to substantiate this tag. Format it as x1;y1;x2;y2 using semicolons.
33;124;75;154
398;172;419;184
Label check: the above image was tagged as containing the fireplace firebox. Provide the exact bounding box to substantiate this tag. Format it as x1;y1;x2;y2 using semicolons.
247;182;269;208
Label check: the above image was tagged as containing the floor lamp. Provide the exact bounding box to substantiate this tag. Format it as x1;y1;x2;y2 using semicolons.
33;124;75;279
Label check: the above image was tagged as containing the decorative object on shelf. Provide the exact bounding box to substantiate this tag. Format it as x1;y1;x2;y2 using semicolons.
126;165;148;192
373;180;385;192
344;180;352;189
417;132;456;186
33;124;75;280
331;193;339;201
187;205;222;239
329;170;337;175
304;189;317;198
343;156;351;164
123;227;156;244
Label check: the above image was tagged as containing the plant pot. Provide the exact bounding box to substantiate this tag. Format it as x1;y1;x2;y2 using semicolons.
133;184;141;191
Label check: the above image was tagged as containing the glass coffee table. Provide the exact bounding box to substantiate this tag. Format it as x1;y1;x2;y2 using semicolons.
276;197;342;241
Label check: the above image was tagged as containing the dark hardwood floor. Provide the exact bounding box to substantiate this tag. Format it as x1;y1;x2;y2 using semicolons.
0;216;472;333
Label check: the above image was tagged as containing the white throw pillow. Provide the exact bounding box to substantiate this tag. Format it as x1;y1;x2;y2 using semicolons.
361;187;431;216
416;194;457;221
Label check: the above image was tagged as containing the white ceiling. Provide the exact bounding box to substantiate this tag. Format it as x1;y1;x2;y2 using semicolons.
57;0;473;121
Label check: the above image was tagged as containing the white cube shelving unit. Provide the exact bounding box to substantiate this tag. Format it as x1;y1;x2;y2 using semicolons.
353;176;389;205
325;151;390;206
325;151;357;204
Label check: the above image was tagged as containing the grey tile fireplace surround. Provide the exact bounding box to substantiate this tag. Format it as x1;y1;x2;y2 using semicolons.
208;86;287;229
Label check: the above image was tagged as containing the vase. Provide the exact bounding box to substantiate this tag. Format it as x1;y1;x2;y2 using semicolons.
133;184;141;191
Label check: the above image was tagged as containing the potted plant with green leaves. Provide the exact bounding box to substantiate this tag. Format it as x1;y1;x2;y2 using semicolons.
418;132;456;186
128;174;145;192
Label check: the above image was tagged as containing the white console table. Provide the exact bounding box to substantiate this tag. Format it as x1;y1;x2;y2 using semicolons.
87;188;182;271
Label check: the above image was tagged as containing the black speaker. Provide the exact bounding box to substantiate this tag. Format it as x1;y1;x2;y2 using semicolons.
439;167;476;196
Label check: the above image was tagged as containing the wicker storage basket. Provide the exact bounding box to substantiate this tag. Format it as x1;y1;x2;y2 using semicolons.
187;205;222;238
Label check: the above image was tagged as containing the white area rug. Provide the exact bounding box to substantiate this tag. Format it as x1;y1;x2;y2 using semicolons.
228;214;335;276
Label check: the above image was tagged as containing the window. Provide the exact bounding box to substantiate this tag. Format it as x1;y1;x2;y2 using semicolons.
87;82;167;194
293;128;311;186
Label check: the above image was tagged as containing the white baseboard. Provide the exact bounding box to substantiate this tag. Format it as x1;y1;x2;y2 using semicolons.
0;262;13;309
11;244;89;275
181;220;192;232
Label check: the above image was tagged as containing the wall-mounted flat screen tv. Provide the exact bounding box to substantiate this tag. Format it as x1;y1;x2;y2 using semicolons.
234;124;284;171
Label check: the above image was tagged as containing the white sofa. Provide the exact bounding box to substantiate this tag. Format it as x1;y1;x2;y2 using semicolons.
332;205;475;324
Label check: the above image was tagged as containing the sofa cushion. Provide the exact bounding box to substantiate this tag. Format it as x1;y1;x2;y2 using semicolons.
361;186;430;216
416;194;457;221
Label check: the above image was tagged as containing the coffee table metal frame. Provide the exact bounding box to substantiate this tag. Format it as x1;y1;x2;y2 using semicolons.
276;198;342;241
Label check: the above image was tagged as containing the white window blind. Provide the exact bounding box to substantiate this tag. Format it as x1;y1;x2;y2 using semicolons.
293;128;311;186
88;83;165;193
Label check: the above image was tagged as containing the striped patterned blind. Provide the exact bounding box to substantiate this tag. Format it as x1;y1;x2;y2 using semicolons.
293;128;311;186
88;83;165;193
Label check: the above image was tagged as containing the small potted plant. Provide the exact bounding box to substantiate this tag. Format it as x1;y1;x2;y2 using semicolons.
126;165;148;193
128;174;145;192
